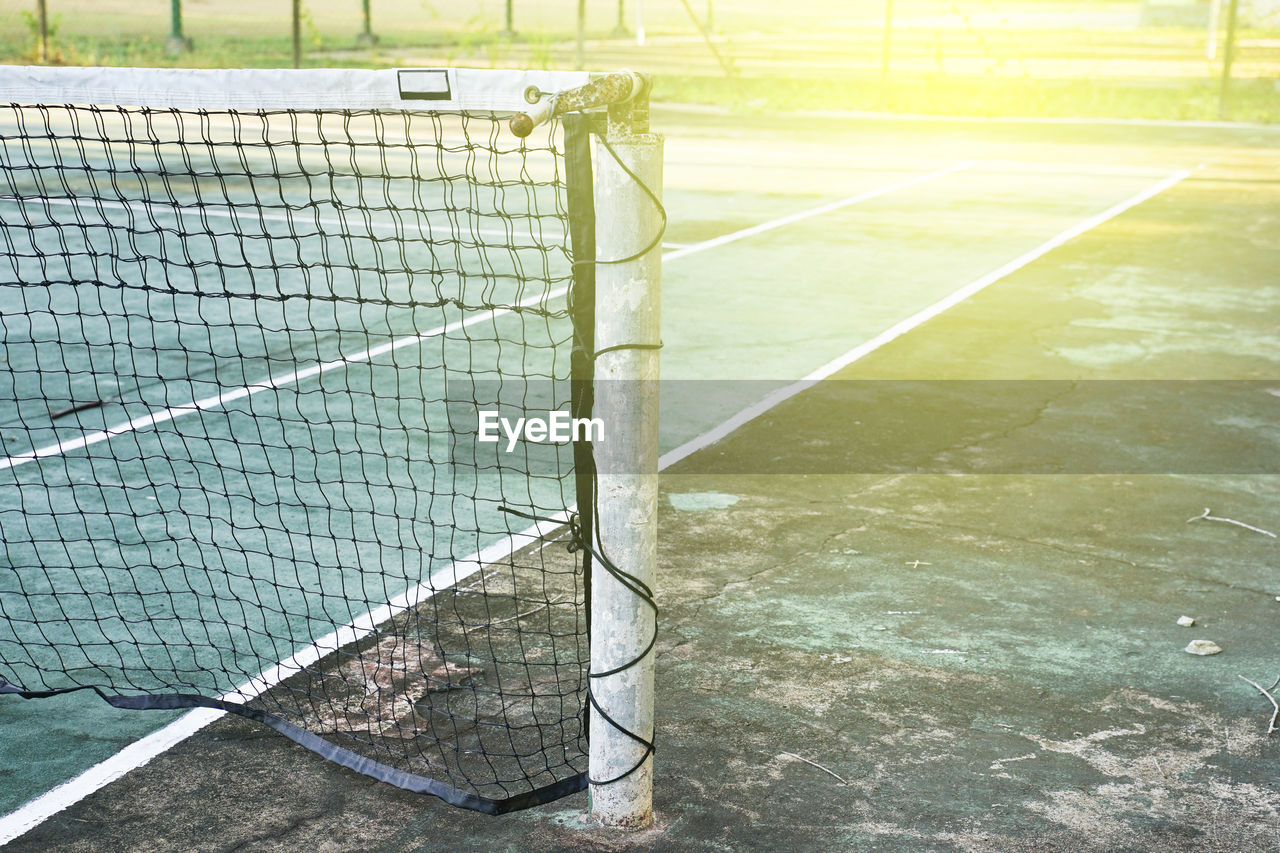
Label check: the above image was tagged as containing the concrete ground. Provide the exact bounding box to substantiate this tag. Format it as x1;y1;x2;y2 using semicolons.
5;114;1280;851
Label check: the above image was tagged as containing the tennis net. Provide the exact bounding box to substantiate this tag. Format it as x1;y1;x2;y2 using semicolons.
0;66;657;815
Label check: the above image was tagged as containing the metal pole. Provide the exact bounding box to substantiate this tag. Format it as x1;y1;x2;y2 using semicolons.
636;0;645;46
678;0;734;80
589;105;662;830
36;0;49;63
706;0;713;33
502;0;514;37
358;0;378;45
167;0;191;53
577;0;586;70
1207;0;1221;60
292;0;302;68
613;0;628;37
881;0;894;106
1217;0;1240;120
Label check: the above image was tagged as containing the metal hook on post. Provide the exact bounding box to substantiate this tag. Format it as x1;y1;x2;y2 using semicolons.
509;70;648;138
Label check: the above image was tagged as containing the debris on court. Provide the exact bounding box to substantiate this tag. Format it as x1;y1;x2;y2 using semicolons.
1237;675;1280;734
1176;616;1195;627
1184;640;1223;656
778;751;849;785
1186;507;1277;538
317;635;481;738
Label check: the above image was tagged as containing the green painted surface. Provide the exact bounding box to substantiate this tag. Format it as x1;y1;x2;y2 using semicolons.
3;111;1279;848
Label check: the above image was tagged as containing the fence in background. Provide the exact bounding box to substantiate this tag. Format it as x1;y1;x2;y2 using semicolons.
9;2;1280;120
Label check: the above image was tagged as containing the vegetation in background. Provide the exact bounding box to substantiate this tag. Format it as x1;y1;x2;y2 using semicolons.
1;0;1277;122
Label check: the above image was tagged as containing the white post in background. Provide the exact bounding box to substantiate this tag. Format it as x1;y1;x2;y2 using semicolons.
589;107;662;829
1207;0;1222;59
636;0;647;46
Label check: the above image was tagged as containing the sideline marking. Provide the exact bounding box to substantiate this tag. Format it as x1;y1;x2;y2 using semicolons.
0;292;555;472
0;162;968;843
658;169;1190;469
0;516;565;846
662;161;974;262
2;162;970;472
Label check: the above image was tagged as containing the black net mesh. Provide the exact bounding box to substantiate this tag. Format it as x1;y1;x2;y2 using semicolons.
0;102;594;813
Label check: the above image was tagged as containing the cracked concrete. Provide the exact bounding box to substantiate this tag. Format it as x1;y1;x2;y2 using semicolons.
5;114;1280;852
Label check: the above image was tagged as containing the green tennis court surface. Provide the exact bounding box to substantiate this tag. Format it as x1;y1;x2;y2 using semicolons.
0;74;604;819
4;107;1280;848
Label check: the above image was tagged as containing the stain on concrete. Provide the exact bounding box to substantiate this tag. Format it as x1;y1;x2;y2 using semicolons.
668;491;741;511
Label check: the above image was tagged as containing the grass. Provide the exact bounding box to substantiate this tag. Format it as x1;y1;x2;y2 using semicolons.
661;73;1280;123
1;0;1277;122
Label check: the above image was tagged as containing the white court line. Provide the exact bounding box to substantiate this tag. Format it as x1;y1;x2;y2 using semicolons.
0;287;563;474
662;160;975;263
659;168;1191;469
0;163;969;474
0;161;969;844
0;514;566;847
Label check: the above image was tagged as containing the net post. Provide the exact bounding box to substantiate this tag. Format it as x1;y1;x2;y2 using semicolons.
588;86;662;829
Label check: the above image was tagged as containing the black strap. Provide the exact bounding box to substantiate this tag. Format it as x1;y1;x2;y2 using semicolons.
0;679;585;814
